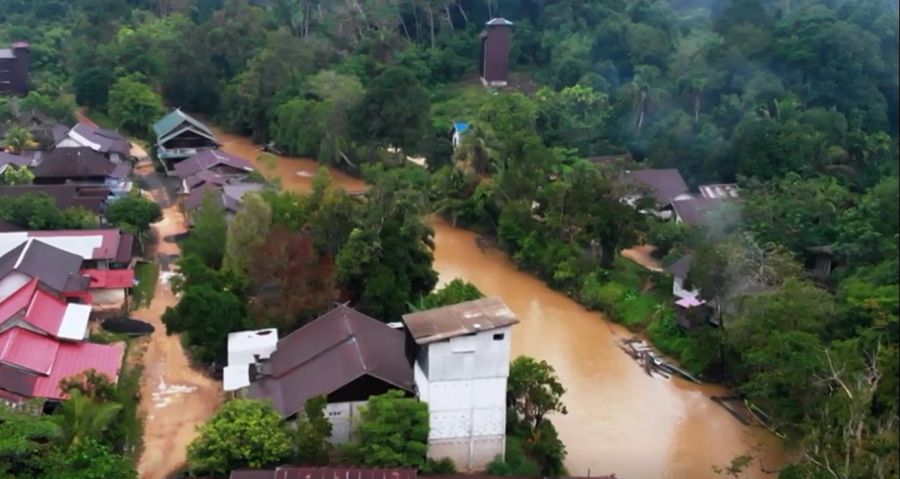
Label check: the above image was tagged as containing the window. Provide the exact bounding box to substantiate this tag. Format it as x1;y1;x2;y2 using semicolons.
492;333;505;341
451;334;477;353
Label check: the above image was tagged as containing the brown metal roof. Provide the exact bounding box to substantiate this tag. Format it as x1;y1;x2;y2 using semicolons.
32;147;126;179
0;184;109;213
248;305;414;417
621;168;690;205
666;255;693;279
402;296;519;345
0;239;86;293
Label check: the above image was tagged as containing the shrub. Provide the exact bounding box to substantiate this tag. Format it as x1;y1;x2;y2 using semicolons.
485;436;541;476
421;457;457;474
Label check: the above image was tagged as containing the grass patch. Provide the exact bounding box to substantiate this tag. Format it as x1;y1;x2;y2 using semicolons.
131;261;159;310
90;329;130;344
84;108;116;129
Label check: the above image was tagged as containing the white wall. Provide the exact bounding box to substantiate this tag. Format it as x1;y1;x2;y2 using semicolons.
672;277;700;300
415;326;512;471
423;326;511;381
0;272;29;302
325;401;366;444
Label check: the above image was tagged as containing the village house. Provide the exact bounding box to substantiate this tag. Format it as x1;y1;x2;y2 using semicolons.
480;18;513;87
30;147;132;198
55;122;132;163
174;149;255;181
0;230;135;310
0;41;30;96
402;296;519;471
451;121;470;148
671;196;737;230
0;151;32;170
620;168;693;219
0;234;128;406
0;184;111;216
230;304;415;443
153;109;220;166
665;255;713;328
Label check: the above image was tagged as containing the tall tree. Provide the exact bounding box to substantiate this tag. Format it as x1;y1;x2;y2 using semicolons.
223;192;272;277
507;356;568;433
350;66;430;155
107;74;165;138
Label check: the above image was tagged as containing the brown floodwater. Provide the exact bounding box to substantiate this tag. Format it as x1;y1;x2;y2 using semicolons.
214;128;785;479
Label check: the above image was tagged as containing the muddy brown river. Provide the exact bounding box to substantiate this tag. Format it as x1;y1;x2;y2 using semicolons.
213;127;784;479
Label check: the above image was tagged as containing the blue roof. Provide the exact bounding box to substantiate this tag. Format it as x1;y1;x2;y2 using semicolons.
486;18;514;26
453;122;470;134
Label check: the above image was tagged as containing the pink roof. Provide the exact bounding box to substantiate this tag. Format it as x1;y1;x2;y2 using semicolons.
32;340;125;400
0;326;124;400
0;328;60;375
0;277;38;322
26;229;123;260
82;269;135;289
675;296;706;308
0;279;87;340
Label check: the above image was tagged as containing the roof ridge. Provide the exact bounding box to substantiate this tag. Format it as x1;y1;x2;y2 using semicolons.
14;238;33;269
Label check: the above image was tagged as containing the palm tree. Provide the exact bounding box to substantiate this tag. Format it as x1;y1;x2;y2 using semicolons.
453;127;498;175
2;125;37;154
53;389;122;447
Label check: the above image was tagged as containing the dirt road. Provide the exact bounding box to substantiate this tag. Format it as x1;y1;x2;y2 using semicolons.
621;244;665;272
133;168;223;479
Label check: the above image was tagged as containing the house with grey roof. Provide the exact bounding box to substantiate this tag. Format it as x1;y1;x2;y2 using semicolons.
56;123;131;162
153;109;220;166
30;147;132;198
232;304;415;444
620;168;693;220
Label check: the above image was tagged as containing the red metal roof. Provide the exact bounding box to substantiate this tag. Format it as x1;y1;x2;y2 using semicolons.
0;328;60;375
24;288;68;335
0;277;38;323
32;339;124;400
82;269;135;289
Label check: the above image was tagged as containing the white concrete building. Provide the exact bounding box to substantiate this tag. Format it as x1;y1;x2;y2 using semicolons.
402;296;520;471
223;328;279;392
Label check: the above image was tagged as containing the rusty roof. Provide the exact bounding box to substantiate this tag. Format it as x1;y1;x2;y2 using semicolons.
402;296;519;344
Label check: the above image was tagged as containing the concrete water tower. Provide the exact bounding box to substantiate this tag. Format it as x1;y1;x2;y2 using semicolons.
480;18;513;87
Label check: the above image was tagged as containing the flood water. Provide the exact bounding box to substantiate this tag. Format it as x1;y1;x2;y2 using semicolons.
214;128;785;479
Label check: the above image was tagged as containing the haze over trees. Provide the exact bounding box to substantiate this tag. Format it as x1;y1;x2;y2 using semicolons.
1;0;897;476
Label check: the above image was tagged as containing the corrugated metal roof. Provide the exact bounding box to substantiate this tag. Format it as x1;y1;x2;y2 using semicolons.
402;296;519;344
672;197;733;227
0;239;86;293
486;17;514;26
248;305;414;417
0;328;60;375
173;149;255;178
153;109;215;139
24;288;68;336
697;183;740;199
0;184;110;213
0;277;38;323
68;123;131;156
31;147;122;179
621;169;690;205
0;362;37;398
82;268;135;289
32;340;124;400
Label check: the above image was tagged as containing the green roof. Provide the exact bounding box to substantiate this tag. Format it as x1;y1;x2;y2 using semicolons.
152;109;215;139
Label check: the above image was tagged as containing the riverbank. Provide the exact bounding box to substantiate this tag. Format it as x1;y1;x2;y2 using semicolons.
213;128;785;478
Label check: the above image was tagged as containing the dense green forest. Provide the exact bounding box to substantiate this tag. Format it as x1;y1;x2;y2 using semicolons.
1;0;898;477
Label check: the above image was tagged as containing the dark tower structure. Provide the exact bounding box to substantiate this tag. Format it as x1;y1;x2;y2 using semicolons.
0;41;30;96
480;18;513;87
